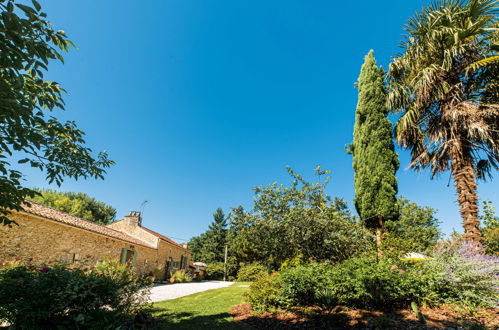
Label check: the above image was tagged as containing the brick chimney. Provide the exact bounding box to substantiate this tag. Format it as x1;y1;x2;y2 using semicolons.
124;211;142;227
182;243;188;249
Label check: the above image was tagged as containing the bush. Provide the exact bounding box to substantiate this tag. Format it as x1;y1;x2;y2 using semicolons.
237;263;267;282
420;240;499;308
0;258;150;329
169;270;191;283
279;262;333;306
328;255;428;309
247;273;286;313
206;262;225;280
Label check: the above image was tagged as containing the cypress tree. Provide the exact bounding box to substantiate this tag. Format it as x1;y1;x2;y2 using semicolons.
350;50;399;246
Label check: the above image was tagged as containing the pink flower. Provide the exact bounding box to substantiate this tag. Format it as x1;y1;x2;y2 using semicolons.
390;265;398;270
389;248;395;251
28;265;35;270
399;269;406;274
33;278;40;283
400;250;405;254
39;266;49;273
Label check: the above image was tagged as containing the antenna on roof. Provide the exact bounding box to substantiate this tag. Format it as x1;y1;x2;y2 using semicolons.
140;200;149;223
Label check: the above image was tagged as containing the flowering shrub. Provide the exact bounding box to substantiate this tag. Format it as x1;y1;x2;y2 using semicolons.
0;257;151;329
246;241;498;314
421;240;499;308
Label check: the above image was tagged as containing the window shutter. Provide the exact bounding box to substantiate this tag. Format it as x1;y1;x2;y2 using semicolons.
132;249;137;267
120;248;127;264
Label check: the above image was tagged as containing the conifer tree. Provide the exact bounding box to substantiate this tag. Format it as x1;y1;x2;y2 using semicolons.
350;50;399;246
189;208;227;263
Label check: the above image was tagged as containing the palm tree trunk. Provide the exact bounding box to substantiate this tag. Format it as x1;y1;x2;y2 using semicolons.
451;156;482;246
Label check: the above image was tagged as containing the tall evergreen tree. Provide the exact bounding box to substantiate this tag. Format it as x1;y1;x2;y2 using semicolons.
189;207;227;263
350;50;399;246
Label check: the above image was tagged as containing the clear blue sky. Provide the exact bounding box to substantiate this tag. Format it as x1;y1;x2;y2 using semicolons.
19;0;497;242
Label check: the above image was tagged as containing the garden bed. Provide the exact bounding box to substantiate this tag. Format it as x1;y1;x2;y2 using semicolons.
230;303;499;329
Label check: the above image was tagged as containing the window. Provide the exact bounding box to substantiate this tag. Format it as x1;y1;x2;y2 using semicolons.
120;248;136;266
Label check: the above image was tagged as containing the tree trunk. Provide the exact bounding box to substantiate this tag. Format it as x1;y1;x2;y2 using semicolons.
451;156;482;246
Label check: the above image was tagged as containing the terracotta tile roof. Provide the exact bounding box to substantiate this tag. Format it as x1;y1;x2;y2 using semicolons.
20;201;156;249
141;227;189;252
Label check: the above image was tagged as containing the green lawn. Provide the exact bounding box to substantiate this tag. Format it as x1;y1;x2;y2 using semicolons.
152;283;251;329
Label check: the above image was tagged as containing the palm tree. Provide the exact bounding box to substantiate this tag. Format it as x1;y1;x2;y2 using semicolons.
387;0;499;246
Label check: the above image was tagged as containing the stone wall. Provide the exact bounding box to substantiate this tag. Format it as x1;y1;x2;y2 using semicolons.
107;217;159;248
0;212;158;275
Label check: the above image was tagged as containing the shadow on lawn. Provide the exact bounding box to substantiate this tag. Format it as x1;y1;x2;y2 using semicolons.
151;308;249;330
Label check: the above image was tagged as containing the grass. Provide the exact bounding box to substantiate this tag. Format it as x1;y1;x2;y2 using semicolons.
152;283;251;329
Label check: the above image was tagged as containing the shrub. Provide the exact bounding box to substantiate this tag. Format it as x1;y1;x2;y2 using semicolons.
0;258;150;329
237;263;267;282
169;270;191;283
420;240;499;308
206;262;225;280
247;273;286;313
328;254;429;309
278;262;333;306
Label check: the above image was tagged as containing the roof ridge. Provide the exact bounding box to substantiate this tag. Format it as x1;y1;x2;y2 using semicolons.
140;226;188;251
25;200;130;236
20;200;156;249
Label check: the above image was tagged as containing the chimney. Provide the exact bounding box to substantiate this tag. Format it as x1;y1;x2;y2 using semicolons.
124;211;142;227
182;243;188;249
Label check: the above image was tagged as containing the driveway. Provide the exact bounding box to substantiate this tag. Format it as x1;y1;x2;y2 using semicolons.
148;281;233;302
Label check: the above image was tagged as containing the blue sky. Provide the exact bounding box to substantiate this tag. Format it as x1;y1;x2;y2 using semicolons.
19;0;497;242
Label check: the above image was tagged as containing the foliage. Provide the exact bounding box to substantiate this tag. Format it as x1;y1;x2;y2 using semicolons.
229;167;374;270
479;200;499;255
246;273;285;313
0;257;150;329
349;50;399;241
421;240;499;308
278;262;334;306
31;189;116;224
315;288;339;314
169;270;191;283
384;197;442;252
189;207;228;263
327;255;428;309
236;263;267;282
247;256;426;311
0;0;114;226
206;262;225;280
387;0;499;244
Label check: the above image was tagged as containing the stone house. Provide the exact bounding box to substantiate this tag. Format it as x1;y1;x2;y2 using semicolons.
0;201;191;278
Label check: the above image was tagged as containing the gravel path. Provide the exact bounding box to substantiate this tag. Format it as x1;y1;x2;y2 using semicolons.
148;281;233;302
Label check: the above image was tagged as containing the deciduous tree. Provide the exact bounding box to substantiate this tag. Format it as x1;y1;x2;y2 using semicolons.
31;189;116;225
0;0;114;225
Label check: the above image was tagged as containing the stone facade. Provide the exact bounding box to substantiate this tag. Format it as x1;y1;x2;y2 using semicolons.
0;203;191;278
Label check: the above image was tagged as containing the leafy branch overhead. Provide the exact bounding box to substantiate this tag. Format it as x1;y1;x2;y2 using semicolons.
0;0;114;225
